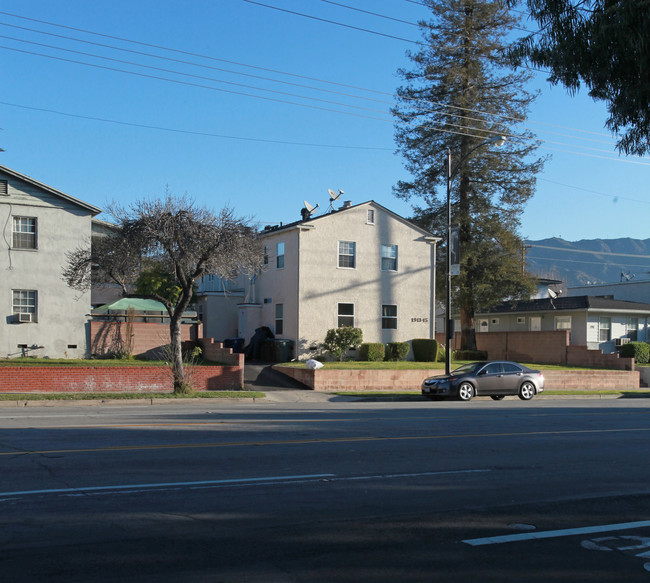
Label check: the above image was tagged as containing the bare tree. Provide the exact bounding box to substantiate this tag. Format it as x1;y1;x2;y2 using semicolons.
64;193;264;394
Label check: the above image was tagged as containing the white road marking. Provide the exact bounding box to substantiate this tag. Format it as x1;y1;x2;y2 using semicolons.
0;468;489;500
463;521;650;546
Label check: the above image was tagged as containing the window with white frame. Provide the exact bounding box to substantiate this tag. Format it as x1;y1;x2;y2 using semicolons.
627;317;638;341
338;241;356;269
381;304;397;329
555;315;572;330
275;304;284;335
338;303;354;327
13;290;37;322
599;317;611;342
276;242;285;269
12;216;37;249
381;244;398;271
367;209;375;224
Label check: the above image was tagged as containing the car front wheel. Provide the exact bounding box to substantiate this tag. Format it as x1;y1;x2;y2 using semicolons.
519;381;536;400
458;382;474;401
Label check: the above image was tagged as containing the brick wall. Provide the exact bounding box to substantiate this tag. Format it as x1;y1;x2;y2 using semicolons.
90;321;200;358
274;365;641;391
0;364;243;393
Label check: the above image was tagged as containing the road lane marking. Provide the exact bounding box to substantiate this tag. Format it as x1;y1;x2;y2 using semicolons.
2;427;650;457
463;521;650;546
0;468;489;499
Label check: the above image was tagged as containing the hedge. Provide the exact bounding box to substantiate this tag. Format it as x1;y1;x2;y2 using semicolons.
412;338;439;362
360;343;385;362
385;342;410;362
621;341;650;364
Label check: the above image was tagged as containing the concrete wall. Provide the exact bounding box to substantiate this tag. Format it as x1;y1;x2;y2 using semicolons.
0;170;94;358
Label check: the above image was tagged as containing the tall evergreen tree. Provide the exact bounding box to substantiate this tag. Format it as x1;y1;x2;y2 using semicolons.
393;0;545;351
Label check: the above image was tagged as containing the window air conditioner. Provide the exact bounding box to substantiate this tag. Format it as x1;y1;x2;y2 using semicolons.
18;312;32;323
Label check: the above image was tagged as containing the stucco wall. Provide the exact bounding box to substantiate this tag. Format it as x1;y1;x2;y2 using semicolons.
255;203;436;359
1;172;94;358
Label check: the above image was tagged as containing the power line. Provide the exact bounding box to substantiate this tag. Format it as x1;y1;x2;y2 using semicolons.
0;101;394;150
240;0;420;44
317;0;419;27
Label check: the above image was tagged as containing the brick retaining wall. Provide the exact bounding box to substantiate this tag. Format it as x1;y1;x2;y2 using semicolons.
274;366;641;392
0;364;243;393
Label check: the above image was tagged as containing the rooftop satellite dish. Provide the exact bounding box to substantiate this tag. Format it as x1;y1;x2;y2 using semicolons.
301;200;319;220
327;188;344;212
548;289;558;299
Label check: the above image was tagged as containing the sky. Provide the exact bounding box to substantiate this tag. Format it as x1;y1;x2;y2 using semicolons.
1;0;648;243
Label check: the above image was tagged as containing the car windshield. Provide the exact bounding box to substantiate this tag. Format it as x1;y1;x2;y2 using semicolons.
451;362;485;375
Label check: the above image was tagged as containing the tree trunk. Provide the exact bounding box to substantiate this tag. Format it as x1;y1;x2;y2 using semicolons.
460;306;476;352
169;316;187;394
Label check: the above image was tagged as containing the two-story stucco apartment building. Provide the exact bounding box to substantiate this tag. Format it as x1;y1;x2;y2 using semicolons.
0;165;101;358
198;201;441;360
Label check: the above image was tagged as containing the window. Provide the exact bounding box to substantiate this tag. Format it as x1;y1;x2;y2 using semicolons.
367;209;375;224
627;317;639;341
381;244;398;271
338;303;354;327
13;217;37;249
0;180;7;196
599;317;611;342
276;242;285;269
382;304;397;329
263;245;269;266
275;304;283;335
555;316;572;330
338;241;356;269
13;290;37;322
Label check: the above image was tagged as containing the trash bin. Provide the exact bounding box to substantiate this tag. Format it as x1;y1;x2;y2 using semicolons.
260;339;295;362
224;337;244;353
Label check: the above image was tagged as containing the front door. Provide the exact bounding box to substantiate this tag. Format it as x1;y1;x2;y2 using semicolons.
530;317;541;332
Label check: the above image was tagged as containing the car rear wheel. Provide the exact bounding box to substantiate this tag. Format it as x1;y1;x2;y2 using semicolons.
519;381;536;400
490;395;505;401
458;382;474;401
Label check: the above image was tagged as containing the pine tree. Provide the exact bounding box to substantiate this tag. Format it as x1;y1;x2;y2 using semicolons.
393;0;545;352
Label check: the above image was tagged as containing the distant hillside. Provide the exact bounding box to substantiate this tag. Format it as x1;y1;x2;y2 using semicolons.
525;237;650;287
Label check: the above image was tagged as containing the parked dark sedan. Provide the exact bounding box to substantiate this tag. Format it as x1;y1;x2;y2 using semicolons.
422;361;544;401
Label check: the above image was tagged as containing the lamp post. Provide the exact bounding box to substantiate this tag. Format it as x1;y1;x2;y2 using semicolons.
445;135;506;375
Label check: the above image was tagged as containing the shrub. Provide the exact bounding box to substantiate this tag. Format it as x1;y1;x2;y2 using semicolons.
323;327;363;361
385;342;410;361
437;344;446;362
412;338;439;362
455;350;488;361
621;341;650;364
360;343;385;362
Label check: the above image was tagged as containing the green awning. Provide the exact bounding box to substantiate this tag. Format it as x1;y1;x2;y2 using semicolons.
94;298;167;313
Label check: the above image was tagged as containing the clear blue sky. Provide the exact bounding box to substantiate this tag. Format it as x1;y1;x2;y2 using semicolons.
1;0;648;242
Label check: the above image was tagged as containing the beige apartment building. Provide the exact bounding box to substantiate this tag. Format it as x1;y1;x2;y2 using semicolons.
199;201;441;360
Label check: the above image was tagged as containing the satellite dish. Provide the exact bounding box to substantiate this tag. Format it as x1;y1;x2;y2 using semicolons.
548;289;558;299
301;200;320;220
328;188;339;201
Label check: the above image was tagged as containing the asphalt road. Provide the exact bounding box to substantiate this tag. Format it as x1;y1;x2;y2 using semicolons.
1;397;649;582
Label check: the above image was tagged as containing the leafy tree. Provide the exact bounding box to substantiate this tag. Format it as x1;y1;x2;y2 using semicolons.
393;0;542;351
508;0;650;155
64;193;263;393
323;327;363;361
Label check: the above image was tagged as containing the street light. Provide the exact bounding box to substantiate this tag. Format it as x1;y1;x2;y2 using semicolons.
445;135;506;375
